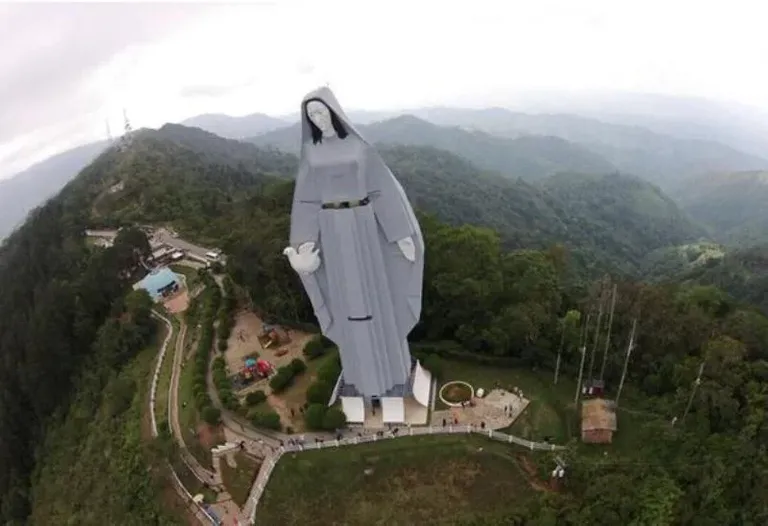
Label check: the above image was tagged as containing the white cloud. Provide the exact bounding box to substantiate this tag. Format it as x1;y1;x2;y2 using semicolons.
4;0;768;179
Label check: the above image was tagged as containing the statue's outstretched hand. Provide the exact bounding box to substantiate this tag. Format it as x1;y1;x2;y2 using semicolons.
396;236;416;262
283;242;322;274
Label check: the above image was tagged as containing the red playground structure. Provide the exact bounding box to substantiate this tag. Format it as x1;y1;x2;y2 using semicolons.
243;358;274;380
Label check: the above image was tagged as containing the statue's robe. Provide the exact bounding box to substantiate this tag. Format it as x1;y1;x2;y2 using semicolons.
288;87;424;398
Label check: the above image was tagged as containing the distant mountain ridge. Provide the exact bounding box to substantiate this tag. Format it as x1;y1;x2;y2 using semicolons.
672;170;768;247
402;107;768;189
77;124;702;277
0;140;108;241
247;115;618;181
181;112;289;139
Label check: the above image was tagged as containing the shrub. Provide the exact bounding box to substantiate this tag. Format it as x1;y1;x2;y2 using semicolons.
245;390;267;406
251;410;282;430
302;337;326;360
290;358;307;375
318;335;336;349
322;407;347;430
423;354;444;379
269;367;294;393
304;404;327;430
317;358;342;385
201;406;221;425
306;381;333;405
217;339;228;352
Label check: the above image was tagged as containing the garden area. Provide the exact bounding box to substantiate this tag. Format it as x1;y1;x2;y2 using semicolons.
255;434;539;526
219;452;261;508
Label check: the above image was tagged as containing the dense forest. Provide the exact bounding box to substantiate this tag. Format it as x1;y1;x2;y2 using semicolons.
0;189;152;524
2;123;768;524
88;125;703;278
672;170;768;247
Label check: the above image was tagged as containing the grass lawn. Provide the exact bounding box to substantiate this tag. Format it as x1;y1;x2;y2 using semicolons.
256;434;537;526
176;323;216;469
155;315;180;430
438;359;578;443
220;452;262;507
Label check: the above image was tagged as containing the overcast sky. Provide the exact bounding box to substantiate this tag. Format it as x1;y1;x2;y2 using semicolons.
2;0;768;180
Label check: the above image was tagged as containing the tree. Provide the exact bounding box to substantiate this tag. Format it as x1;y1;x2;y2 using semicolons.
201;406;221;425
290;358;307;375
322;407;347;430
246;390;267;406
306;381;333;405
422;355;444;379
304;404;327;430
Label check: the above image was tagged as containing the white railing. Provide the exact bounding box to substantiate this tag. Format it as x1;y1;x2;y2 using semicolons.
241;425;564;525
150;311;219;525
149;311;174;437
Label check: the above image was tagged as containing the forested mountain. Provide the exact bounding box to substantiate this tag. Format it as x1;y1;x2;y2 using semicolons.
0;196;154;523
410;107;768;189
87;125;700;277
181;112;288;139
247;115;617;180
679;244;768;314
503;90;768;159
3;120;768;523
0;140;108;241
671;171;768;246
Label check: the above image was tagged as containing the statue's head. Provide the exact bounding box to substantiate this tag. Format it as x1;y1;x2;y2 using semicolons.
304;98;348;144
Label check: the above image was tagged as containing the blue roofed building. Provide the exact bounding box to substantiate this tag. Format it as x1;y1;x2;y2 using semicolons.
132;267;181;302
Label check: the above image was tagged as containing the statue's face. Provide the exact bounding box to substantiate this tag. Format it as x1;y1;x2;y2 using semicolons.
306;100;335;137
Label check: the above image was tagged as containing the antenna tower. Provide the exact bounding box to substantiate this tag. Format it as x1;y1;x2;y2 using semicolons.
587;285;606;383
615;318;637;406
119;108;133;151
599;283;618;382
574;312;591;405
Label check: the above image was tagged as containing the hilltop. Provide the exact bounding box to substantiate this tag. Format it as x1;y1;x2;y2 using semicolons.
247;115;617;180
79;124;701;277
3;119;768;524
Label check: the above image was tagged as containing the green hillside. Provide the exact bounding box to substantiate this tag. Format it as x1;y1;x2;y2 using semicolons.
411;107;768;189
672;171;768;246
90;125;701;278
3;122;768;524
246;115;617;180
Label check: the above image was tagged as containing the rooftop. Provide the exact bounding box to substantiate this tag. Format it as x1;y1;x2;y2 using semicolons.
581;398;617;432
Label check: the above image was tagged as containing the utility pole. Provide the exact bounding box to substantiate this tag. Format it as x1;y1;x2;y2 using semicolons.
599;284;618;382
574;313;591;405
615;318;637;406
678;361;706;426
554;317;567;385
587;288;605;383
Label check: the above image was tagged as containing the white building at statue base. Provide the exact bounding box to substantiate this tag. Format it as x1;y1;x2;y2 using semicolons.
332;360;433;426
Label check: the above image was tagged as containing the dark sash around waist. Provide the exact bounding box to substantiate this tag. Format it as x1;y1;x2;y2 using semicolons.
321;196;370;210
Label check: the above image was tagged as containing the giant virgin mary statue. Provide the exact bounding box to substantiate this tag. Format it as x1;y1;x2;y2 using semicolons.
283;87;424;399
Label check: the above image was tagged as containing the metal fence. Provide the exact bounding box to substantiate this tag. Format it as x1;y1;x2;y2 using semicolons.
241;424;564;524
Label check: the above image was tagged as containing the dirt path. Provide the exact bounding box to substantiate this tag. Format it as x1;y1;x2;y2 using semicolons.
516;453;555;493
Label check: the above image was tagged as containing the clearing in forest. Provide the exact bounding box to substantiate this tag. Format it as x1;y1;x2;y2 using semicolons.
255;434;536;526
438;359;578;443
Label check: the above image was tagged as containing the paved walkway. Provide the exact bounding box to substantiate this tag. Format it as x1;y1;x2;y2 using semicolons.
150;311;218;525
